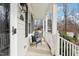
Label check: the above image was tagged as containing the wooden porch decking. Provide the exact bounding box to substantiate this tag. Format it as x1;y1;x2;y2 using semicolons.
26;38;52;56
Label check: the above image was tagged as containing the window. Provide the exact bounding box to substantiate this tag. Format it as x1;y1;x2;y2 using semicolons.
25;4;28;37
44;20;46;32
48;19;52;33
25;4;34;37
29;14;34;34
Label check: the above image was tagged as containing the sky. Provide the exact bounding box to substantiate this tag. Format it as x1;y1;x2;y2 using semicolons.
57;3;78;16
57;3;79;22
0;6;5;21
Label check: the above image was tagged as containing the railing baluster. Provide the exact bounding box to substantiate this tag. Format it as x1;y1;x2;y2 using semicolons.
1;37;2;47
4;35;5;46
2;35;4;47
1;35;3;47
76;46;79;56
3;35;5;47
1;37;2;48
3;35;4;47
67;42;68;56
78;47;79;56
75;46;77;56
61;39;63;56
72;45;74;56
59;37;79;56
76;47;78;56
64;40;65;56
77;47;78;56
5;34;6;46
71;44;72;56
77;46;79;56
69;44;71;56
0;38;1;48
72;45;73;56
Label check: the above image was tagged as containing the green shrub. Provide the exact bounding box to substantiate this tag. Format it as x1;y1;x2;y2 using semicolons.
59;32;76;42
59;32;78;56
73;34;77;42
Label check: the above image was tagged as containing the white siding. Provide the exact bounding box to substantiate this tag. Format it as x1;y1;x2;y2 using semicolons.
17;4;25;56
10;3;18;56
10;4;30;56
17;4;30;56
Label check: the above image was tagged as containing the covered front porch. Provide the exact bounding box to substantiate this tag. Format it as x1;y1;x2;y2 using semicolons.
24;3;79;56
10;3;79;56
24;3;59;56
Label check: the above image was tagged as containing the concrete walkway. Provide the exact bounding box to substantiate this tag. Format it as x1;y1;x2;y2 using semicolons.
26;38;52;56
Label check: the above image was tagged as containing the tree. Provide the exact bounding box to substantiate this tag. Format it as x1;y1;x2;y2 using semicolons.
4;4;10;33
63;4;68;34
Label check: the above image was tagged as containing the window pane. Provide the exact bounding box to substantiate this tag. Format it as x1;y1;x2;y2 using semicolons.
48;19;52;33
25;4;28;37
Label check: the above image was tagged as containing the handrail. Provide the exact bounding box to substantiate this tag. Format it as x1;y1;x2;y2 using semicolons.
60;37;79;47
43;31;79;56
59;36;79;56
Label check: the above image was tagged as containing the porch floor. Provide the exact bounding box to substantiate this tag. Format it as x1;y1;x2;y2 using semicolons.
26;38;52;56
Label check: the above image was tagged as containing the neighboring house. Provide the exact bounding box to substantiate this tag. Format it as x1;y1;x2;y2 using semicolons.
77;34;79;40
67;32;74;37
58;19;79;38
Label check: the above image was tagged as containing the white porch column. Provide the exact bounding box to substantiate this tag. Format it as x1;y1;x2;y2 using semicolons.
43;20;45;36
51;4;60;56
28;7;30;35
51;4;57;35
46;15;48;32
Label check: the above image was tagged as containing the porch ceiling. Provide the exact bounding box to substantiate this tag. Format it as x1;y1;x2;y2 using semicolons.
28;3;51;20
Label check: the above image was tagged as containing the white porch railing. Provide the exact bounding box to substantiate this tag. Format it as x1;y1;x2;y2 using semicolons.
59;37;79;56
43;32;56;55
43;31;79;56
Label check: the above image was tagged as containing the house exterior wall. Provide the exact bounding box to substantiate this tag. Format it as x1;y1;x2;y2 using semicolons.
10;3;18;56
77;34;79;40
17;4;33;56
17;4;30;56
67;32;74;37
17;13;25;56
10;3;30;56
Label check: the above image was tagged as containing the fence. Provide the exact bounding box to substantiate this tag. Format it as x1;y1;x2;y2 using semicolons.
0;33;9;55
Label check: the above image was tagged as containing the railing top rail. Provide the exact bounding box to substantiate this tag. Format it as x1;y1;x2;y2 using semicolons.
60;36;79;47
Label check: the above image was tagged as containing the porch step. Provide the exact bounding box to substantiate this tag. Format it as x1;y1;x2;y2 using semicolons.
26;49;51;56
